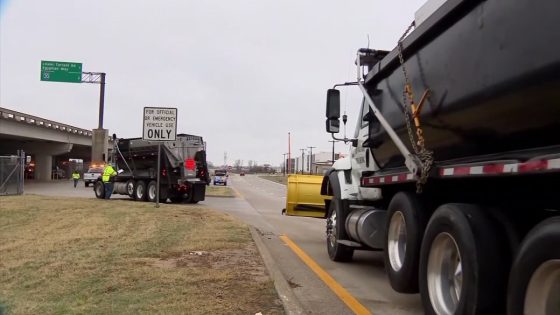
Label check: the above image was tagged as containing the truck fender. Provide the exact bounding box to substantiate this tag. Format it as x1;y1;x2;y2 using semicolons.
332;156;351;171
321;169;359;201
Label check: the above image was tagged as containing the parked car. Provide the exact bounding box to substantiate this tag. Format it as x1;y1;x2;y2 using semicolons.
84;166;103;187
213;169;228;186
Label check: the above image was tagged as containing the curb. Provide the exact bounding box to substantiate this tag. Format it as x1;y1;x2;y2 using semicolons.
249;227;306;315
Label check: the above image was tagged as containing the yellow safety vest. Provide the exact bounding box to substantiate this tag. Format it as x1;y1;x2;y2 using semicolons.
102;166;116;183
72;173;80;180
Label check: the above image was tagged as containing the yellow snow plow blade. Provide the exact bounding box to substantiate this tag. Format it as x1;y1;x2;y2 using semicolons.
285;174;330;218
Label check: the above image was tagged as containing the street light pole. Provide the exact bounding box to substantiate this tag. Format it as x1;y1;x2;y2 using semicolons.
300;149;305;174
308;146;316;174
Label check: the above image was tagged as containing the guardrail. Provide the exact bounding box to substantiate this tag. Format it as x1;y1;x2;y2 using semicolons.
0;107;92;137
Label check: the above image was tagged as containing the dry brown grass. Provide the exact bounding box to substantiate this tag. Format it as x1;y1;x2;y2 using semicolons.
0;195;283;315
205;186;236;197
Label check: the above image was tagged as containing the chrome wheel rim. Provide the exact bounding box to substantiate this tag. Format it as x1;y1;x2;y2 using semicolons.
524;259;560;315
327;208;337;248
137;185;144;198
388;211;407;271
427;232;463;315
127;182;134;195
95;183;103;196
148;184;156;200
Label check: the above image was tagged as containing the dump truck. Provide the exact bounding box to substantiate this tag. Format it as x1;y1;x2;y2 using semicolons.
93;134;210;203
287;0;560;314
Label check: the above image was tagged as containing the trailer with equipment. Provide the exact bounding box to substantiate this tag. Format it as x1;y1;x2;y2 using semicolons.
286;0;560;314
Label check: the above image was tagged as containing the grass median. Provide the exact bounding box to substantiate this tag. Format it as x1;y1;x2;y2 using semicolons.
0;195;283;315
205;185;236;197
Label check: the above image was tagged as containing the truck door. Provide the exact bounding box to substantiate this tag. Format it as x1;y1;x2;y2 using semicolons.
351;99;379;177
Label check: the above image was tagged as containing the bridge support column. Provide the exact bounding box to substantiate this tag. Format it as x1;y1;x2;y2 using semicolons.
35;154;53;181
31;143;74;181
92;129;108;164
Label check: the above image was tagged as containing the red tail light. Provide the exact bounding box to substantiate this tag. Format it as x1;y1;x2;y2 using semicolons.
162;168;167;176
185;159;196;170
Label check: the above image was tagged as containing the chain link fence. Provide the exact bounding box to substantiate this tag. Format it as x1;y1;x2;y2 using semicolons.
0;150;25;195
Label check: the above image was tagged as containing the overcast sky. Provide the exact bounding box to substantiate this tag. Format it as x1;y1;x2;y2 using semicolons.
1;0;425;166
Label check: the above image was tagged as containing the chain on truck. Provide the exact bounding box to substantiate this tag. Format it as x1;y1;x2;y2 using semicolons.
286;0;560;314
93;133;210;203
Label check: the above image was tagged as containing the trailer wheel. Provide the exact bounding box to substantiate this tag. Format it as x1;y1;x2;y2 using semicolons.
507;217;560;315
94;181;105;199
147;180;157;202
133;180;147;201
125;179;135;198
326;198;354;262
419;204;508;315
384;192;428;293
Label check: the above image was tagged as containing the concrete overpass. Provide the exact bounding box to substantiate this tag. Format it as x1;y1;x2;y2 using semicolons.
0;107;109;180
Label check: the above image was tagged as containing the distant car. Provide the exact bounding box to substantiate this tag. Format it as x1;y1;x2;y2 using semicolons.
213;170;228;186
84;166;104;187
240;172;245;176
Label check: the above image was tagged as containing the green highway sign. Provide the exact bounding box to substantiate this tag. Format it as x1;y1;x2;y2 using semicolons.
40;60;82;83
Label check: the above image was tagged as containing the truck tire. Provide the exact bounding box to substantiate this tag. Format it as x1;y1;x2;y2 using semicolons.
507;216;560;315
126;179;135;198
94;181;105;199
326;198;354;262
134;180;147;201
384;192;428;293
147;180;157;202
419;204;509;315
85;182;89;187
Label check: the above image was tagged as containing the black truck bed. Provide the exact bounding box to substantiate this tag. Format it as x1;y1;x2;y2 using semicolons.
366;0;560;168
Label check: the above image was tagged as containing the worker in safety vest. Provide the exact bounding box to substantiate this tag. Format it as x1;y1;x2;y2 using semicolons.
102;164;117;199
72;170;80;188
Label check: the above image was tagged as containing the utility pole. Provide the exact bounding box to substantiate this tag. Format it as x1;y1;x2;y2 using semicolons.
282;153;287;176
329;140;336;165
300;149;305;174
308;146;316;174
288;132;291;174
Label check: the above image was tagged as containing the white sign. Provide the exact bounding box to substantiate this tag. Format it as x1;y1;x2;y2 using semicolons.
143;107;177;141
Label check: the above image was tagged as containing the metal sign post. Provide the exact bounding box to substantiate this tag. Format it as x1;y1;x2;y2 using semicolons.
143;107;178;208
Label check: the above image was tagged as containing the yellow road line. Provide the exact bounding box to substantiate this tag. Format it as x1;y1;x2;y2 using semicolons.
279;235;372;315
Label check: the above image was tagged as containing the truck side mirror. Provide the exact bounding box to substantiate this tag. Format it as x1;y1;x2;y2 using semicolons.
326;119;340;134
326;89;340;119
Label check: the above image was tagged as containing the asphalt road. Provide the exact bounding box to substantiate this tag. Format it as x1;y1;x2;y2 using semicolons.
23;177;423;314
204;175;423;315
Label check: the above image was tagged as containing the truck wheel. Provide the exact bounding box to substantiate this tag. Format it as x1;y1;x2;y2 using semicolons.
384;192;428;293
126;179;135;198
134;180;147;201
419;204;508;315
94;181;105;199
147;180;157;202
326;198;354;262
85;182;89;187
507;217;560;315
